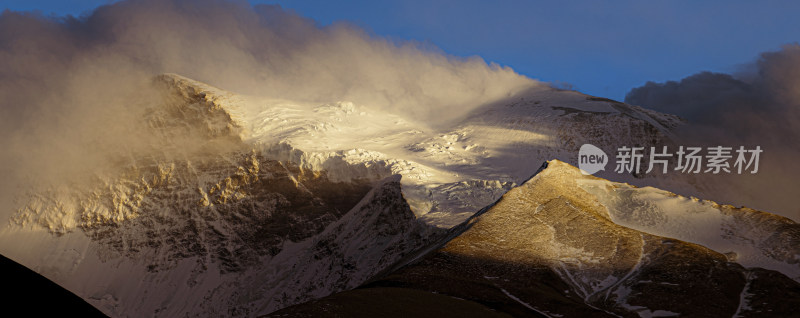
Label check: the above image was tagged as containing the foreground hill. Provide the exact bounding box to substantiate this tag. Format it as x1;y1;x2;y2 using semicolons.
271;160;800;317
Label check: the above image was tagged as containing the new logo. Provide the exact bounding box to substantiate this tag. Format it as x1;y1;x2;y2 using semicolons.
578;144;607;175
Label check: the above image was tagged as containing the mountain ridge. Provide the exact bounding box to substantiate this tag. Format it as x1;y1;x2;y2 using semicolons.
271;159;800;317
2;74;796;316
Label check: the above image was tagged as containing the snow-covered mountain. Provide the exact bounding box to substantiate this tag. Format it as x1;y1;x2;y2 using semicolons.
272;160;800;317
1;74;795;316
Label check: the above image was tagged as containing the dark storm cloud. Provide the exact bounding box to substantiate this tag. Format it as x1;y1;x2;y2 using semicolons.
625;44;800;145
625;72;758;123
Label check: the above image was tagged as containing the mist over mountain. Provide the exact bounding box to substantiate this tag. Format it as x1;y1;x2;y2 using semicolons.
1;1;798;317
0;0;533;222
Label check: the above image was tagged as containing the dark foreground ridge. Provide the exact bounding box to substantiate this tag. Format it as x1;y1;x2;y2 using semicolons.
0;254;106;317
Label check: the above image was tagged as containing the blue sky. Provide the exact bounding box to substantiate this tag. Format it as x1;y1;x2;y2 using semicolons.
3;0;799;100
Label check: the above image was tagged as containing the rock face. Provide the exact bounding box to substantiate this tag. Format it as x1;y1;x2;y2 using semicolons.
4;154;437;316
271;161;800;317
230;175;439;314
190;175;441;316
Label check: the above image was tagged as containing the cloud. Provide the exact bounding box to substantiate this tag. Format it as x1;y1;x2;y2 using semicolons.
0;0;533;120
624;44;800;219
0;0;536;220
626;44;800;143
624;72;757;122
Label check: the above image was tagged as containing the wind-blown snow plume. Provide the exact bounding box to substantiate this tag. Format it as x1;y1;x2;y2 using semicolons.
625;44;800;220
0;0;534;220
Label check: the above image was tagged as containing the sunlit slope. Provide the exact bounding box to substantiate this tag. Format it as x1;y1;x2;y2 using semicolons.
274;160;800;317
